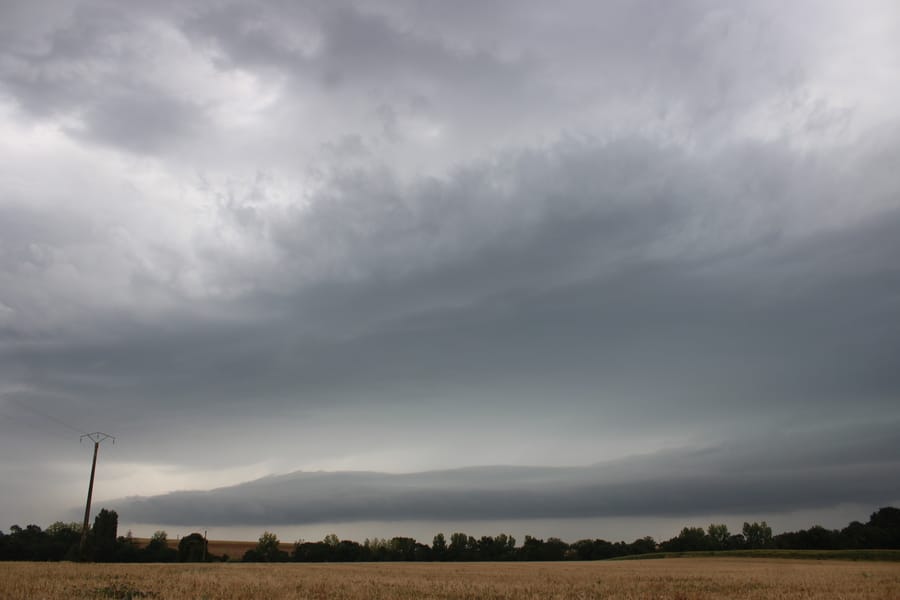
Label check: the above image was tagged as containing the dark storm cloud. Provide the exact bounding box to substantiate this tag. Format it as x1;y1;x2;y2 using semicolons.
2;134;899;449
1;0;898;529
112;422;900;525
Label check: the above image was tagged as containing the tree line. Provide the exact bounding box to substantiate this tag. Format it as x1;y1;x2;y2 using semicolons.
1;506;898;562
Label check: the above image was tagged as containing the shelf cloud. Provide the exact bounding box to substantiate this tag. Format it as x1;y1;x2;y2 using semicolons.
1;0;899;536
114;423;900;526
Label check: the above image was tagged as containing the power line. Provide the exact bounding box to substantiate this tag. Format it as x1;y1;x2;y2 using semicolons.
0;393;89;436
1;393;116;561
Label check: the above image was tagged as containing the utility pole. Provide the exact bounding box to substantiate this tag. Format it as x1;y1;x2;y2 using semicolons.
79;432;115;560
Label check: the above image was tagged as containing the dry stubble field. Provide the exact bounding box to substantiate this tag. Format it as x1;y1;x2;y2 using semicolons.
2;558;899;599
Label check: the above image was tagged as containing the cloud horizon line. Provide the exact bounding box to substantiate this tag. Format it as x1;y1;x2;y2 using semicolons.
105;425;900;526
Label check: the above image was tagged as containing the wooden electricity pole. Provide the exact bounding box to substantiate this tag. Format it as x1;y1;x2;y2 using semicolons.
79;432;115;560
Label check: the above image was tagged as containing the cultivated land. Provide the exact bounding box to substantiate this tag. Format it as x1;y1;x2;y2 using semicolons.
2;558;900;599
132;538;294;559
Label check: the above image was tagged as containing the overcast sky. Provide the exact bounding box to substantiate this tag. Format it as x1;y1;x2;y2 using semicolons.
1;0;899;544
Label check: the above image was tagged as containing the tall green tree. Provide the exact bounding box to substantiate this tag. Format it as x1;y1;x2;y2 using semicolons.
742;521;773;549
432;533;447;560
707;524;730;550
448;532;471;560
91;509;118;562
254;531;287;562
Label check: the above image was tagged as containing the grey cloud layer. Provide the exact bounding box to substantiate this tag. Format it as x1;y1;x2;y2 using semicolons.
113;423;900;525
1;0;899;527
0;4;208;152
4;136;898;416
1;1;867;158
2;133;899;482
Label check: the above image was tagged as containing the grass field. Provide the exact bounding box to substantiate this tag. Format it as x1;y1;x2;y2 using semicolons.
2;558;899;599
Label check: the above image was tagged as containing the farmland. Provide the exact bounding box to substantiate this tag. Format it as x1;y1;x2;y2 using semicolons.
2;558;899;599
131;538;294;561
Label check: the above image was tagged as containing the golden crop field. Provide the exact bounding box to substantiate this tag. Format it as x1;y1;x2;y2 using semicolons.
2;558;899;599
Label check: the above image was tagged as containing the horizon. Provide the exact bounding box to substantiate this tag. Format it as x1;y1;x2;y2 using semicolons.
17;503;895;549
2;0;899;541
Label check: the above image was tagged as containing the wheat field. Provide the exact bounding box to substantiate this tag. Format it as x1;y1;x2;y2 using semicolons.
2;558;899;599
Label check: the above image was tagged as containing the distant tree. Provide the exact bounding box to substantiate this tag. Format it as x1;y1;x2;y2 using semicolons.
388;537;418;561
868;507;900;548
46;521;81;538
869;507;900;531
633;536;657;554
363;538;389;561
571;539;596;560
518;535;542;561
253;531;287;562
44;522;80;560
2;524;45;561
518;535;568;561
707;524;730;550
742;522;773;549
476;535;494;560
432;533;447;560
292;541;332;562
281;533;342;562
241;548;260;562
544;537;569;560
333;539;364;561
91;509;119;562
496;533;516;559
475;534;515;560
115;533;140;563
412;541;433;561
448;532;471;560
776;525;840;550
570;538;649;560
177;533;208;562
143;530;177;562
5;504;900;563
661;527;710;552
